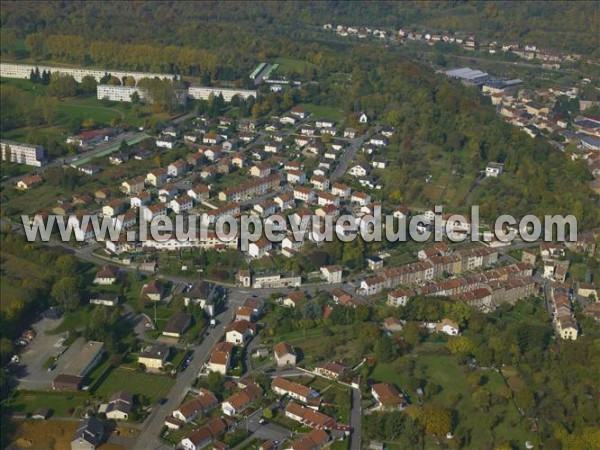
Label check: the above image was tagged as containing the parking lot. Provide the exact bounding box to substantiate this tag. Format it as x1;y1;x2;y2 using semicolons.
12;315;69;390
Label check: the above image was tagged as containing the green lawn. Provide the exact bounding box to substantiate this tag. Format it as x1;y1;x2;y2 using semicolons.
300;104;344;122
92;367;175;403
273;57;315;73
4;390;90;418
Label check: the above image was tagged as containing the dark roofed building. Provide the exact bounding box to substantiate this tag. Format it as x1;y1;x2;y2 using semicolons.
163;312;192;338
71;417;104;450
53;374;83;391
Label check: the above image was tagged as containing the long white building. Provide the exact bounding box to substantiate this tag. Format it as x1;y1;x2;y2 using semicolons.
0;62;175;84
1;140;45;166
188;86;257;101
97;84;150;102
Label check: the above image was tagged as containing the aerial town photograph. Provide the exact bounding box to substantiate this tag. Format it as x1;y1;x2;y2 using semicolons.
0;1;599;450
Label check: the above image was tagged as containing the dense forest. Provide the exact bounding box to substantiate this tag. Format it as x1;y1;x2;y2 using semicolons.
1;1;598;59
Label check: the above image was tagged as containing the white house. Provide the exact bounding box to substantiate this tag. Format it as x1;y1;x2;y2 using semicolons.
248;238;273;258
225;320;256;345
436;318;460;336
170;195;193;214
485;162;504;177
156;136;176;149
348;163;371;177
321;265;342;284
351;191;371;205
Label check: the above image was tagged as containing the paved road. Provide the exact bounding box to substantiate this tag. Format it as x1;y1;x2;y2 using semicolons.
133;290;247;450
330;133;370;181
349;387;362;450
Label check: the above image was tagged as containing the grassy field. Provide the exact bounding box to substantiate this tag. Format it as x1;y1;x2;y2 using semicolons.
371;354;530;448
4;390;90;418
93;367;175;403
300;103;345;122
273;57;315;73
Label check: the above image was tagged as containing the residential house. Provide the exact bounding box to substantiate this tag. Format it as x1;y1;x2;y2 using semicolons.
274;192;296;210
184;280;220;316
311;175;330;191
138;345;170;372
130;191;151;208
366;256;384;271
170;195;194;214
168;159;188;177
156;136;176;149
188;185;210;203
294;186;316;203
283;290;306;308
290;106;308;119
371;383;407;411
331;183;351;198
485;162;504;177
372;157;387;169
351;191;371;205
235;306;255;322
180;418;234;450
284;402;335;430
436;318;460;336
102;391;133;421
383;317;404;333
90;293;119;307
146;168;168;188
225;320;257;345
344;128;357;138
248;238;273;258
370;135;388;147
287;170;307;185
162;313;192;338
158;183;178;202
141;280;163;301
102;199;125;217
315;361;348;380
17;175;44;190
317;192;340;207
121;176;145;195
243;296;265;316
349;163;371;177
208;342;234;374
285;429;329;450
93;265;119;285
221;384;262;416
71;417;104;450
272;377;320;405
203;133;222;145
320;265;343;284
387;289;414;307
254;200;278;217
274;342;296;367
173;388;219;423
143;203;167;222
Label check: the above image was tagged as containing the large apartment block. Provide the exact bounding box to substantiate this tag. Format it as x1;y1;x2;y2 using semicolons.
188;86;258;101
97;84;150;102
0;62;174;83
1;140;45;167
